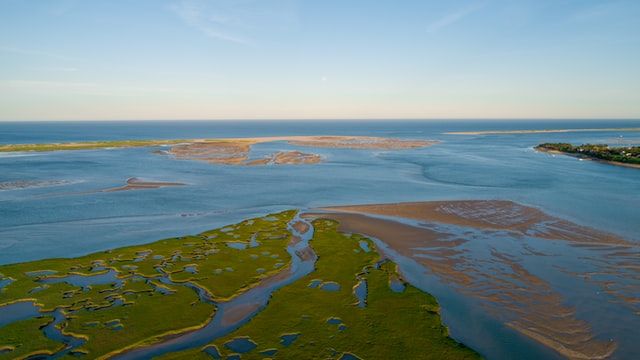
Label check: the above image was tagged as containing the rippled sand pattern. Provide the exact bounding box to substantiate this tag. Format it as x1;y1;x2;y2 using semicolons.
315;200;639;360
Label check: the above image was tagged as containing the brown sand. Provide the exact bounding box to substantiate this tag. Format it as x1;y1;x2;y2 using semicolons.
307;200;635;359
322;200;631;246
291;221;311;235
244;151;322;166
220;303;261;327
102;178;184;192
166;136;435;166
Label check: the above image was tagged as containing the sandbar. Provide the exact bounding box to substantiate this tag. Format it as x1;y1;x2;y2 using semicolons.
102;178;184;192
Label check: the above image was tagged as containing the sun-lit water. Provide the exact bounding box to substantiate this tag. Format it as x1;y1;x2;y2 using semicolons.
1;120;639;359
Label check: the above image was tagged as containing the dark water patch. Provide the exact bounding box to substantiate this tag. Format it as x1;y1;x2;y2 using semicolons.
184;265;198;274
280;333;300;347
358;240;370;253
0;277;13;290
40;269;122;290
0;300;40;327
226;242;247;250
353;279;367;308
308;279;322;288
39;308;87;359
320;281;340;292
326;317;342;325
226;354;241;360
203;345;221;359
338;352;362;360
259;348;278;356
224;337;258;353
389;275;405;293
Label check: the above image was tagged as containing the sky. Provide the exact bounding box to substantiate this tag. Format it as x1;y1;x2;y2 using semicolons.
0;0;639;121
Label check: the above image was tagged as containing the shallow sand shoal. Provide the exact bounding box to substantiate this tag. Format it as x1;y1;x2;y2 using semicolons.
321;200;632;246
306;202;627;360
103;178;185;192
244;151;322;166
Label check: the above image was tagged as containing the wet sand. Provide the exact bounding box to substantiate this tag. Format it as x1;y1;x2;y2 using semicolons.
102;178;185;192
322;200;632;246
244;151;322;166
291;221;311;235
308;200;639;360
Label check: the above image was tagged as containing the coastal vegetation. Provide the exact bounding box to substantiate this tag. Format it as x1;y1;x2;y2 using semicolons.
536;143;640;167
0;210;477;359
158;218;479;360
0;139;189;153
0;211;296;359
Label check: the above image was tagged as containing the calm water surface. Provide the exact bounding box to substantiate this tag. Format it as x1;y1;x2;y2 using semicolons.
1;120;639;359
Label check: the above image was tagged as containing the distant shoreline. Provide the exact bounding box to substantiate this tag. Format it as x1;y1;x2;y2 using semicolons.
0;136;436;153
445;127;640;135
535;146;640;169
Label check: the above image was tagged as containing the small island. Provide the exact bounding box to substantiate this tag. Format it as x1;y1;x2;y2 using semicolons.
535;143;640;169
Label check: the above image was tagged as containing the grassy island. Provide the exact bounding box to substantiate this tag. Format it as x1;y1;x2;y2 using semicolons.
536;143;640;168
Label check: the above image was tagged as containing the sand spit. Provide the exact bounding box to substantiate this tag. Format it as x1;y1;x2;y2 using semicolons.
102;178;184;192
167;136;433;166
445;128;640;135
286;136;435;149
309;200;639;360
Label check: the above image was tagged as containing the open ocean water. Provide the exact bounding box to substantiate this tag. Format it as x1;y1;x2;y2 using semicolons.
1;119;639;359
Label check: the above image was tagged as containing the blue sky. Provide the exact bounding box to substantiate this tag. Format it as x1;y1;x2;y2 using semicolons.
0;0;639;120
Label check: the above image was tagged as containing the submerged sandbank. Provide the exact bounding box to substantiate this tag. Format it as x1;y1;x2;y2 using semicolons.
310;200;639;360
101;177;185;192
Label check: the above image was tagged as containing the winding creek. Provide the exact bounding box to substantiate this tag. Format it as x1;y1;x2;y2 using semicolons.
0;212;316;359
109;212;316;359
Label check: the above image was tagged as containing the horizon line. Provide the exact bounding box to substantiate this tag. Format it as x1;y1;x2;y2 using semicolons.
1;117;640;123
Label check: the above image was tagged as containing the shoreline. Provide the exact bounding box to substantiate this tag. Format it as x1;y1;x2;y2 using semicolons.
445;127;640;135
535;146;640;169
0;135;437;153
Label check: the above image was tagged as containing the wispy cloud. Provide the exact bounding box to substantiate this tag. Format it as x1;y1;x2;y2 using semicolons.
169;0;299;45
170;0;251;44
427;2;485;33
